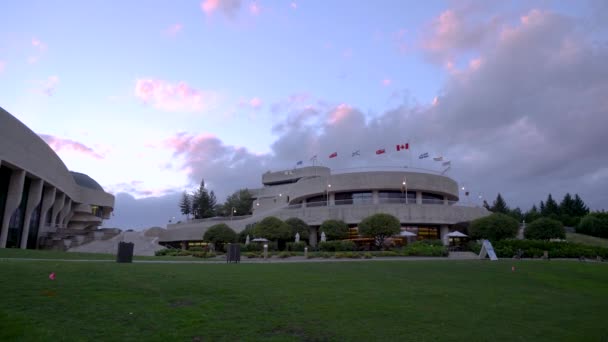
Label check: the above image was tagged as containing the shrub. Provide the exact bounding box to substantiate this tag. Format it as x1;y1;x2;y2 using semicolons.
486;240;608;259
203;224;237;251
242;243;263;252
577;212;608;238
155;248;172;256
416;239;444;247
285;217;310;240
286;241;307;251
254;217;292;241
524;218;565;240
277;251;291;258
363;252;373;259
402;242;448;257
188;247;206;252
238;224;256;243
358;213;401;249
469;213;519;241
320;220;349;240
245;252;260;258
318;240;356;252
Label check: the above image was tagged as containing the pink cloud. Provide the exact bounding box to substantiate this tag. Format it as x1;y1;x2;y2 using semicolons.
0;61;5;73
327;104;353;125
201;0;242;18
134;79;217;112
249;2;260;15
249;97;262;109
32;38;47;51
393;29;408;54
164;23;183;36
31;76;59;96
382;78;392;86
38;134;105;159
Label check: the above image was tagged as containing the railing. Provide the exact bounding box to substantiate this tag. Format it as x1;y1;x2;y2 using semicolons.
285;199;482;209
330;165;445;176
421;198;445;205
183;215;253;224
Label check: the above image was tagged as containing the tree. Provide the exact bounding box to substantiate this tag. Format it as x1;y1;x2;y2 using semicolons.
572;194;590;217
191;179;216;219
253;216;291;241
539;201;545;214
285;217;310;240
469;213;519;241
203;223;237;251
509;207;523;222
238;223;256;243
179;191;192;219
559;193;575;217
221;189;255;216
524;205;542;223
577;212;608;238
490;193;509;214
524;218;565;240
358;213;401;249
319;219;349;240
542;194;560;217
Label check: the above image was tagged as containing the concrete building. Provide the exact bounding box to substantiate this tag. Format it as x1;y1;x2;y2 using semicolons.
160;166;490;248
0;107;115;250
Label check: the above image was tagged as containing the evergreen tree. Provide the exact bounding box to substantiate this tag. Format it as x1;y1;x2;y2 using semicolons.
191;179;214;219
572;194;590;217
539;201;545;214
222;189;255;216
179;191;192;219
524;205;542;223
509;207;523;222
490;193;509;214
559;193;575;217
543;194;560;217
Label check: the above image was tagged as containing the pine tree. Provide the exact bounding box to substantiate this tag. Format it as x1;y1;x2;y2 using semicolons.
560;193;575;217
179;191;192;219
509;207;523;222
543;194;560;217
524;205;541;223
539;201;545;214
491;193;509;214
572;194;589;217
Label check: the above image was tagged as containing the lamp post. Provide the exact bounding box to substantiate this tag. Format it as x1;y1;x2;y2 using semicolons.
230;207;236;221
326;183;331;206
402;176;408;204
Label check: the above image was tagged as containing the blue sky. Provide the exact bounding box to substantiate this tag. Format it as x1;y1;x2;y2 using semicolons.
2;0;607;228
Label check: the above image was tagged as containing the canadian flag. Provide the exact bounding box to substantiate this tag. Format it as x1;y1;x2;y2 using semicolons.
376;149;386;155
396;143;409;151
329;152;338;158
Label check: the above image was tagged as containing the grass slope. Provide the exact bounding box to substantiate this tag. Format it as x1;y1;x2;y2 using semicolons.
566;232;608;248
1;260;607;341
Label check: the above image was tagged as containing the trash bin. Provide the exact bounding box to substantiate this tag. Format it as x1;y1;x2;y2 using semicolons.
116;242;134;263
226;243;241;263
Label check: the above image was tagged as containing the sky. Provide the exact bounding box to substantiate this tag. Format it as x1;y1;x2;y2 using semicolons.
1;0;607;229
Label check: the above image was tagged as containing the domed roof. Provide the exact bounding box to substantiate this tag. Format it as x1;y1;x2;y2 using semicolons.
70;171;105;191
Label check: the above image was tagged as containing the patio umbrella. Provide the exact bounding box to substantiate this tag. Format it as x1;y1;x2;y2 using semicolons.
446;231;468;238
245;234;250;245
251;238;269;242
399;231;417;237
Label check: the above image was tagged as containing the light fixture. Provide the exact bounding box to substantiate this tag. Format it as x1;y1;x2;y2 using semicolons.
402;181;406;185
279;193;282;197
328;184;331;188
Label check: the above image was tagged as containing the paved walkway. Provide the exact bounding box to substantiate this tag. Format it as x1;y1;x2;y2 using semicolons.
68;231;165;256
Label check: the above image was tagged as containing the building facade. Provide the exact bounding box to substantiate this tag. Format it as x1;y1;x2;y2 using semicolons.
0;107;115;250
160;166;490;248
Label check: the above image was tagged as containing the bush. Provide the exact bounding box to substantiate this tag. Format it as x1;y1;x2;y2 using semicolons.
254;217;292;241
402;242;448;257
524;218;565;240
486;240;608;259
285;217;310;240
577;212;608;238
320;220;349;240
245;252;261;258
277;251;291;258
469;213;519;241
155;248;173;256
238;224;256;243
415;239;444;247
358;213;401;249
318;240;356;252
286;241;307;251
363;252;373;259
188;247;206;252
242;243;263;252
203;224;237;251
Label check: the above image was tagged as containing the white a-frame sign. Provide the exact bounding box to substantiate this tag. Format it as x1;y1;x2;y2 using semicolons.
479;239;498;261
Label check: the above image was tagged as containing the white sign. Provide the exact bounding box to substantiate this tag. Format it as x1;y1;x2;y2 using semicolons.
479;240;498;261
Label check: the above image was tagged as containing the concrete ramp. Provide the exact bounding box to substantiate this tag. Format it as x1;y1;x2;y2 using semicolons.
68;230;165;256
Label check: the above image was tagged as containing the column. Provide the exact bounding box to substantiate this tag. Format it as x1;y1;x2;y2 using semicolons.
329;193;335;206
0;169;25;248
309;226;318;247
19;179;43;249
302;198;307;208
372;190;379;204
59;198;72;228
444;196;449;205
36;187;56;238
51;193;66;229
416;191;422;204
440;225;449;246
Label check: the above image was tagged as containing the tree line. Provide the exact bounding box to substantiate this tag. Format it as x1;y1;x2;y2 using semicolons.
178;179;254;220
484;192;589;227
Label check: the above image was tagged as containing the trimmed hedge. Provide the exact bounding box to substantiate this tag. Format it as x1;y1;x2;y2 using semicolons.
577;212;608;238
286;241;307;252
524;218;565;240
469;240;608;259
318;240;356;252
469;213;519;241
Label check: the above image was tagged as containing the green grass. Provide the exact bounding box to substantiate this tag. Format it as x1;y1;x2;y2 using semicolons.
0;248;217;262
566;232;608;248
1;260;607;341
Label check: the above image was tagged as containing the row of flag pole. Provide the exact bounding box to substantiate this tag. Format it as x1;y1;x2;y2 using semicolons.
294;142;452;172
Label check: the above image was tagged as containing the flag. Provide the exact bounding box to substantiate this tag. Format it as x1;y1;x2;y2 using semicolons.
433;156;443;161
442;161;451;167
419;152;429;159
329;152;337;158
296;160;303;166
396;143;409;151
441;166;451;175
376;149;386;155
352;150;360;157
310;155;317;161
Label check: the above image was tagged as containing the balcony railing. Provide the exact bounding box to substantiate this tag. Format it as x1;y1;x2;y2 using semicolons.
286;199;480;209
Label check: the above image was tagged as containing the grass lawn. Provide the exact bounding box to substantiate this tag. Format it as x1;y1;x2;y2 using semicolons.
1;260;607;341
0;248;214;262
566;232;608;248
